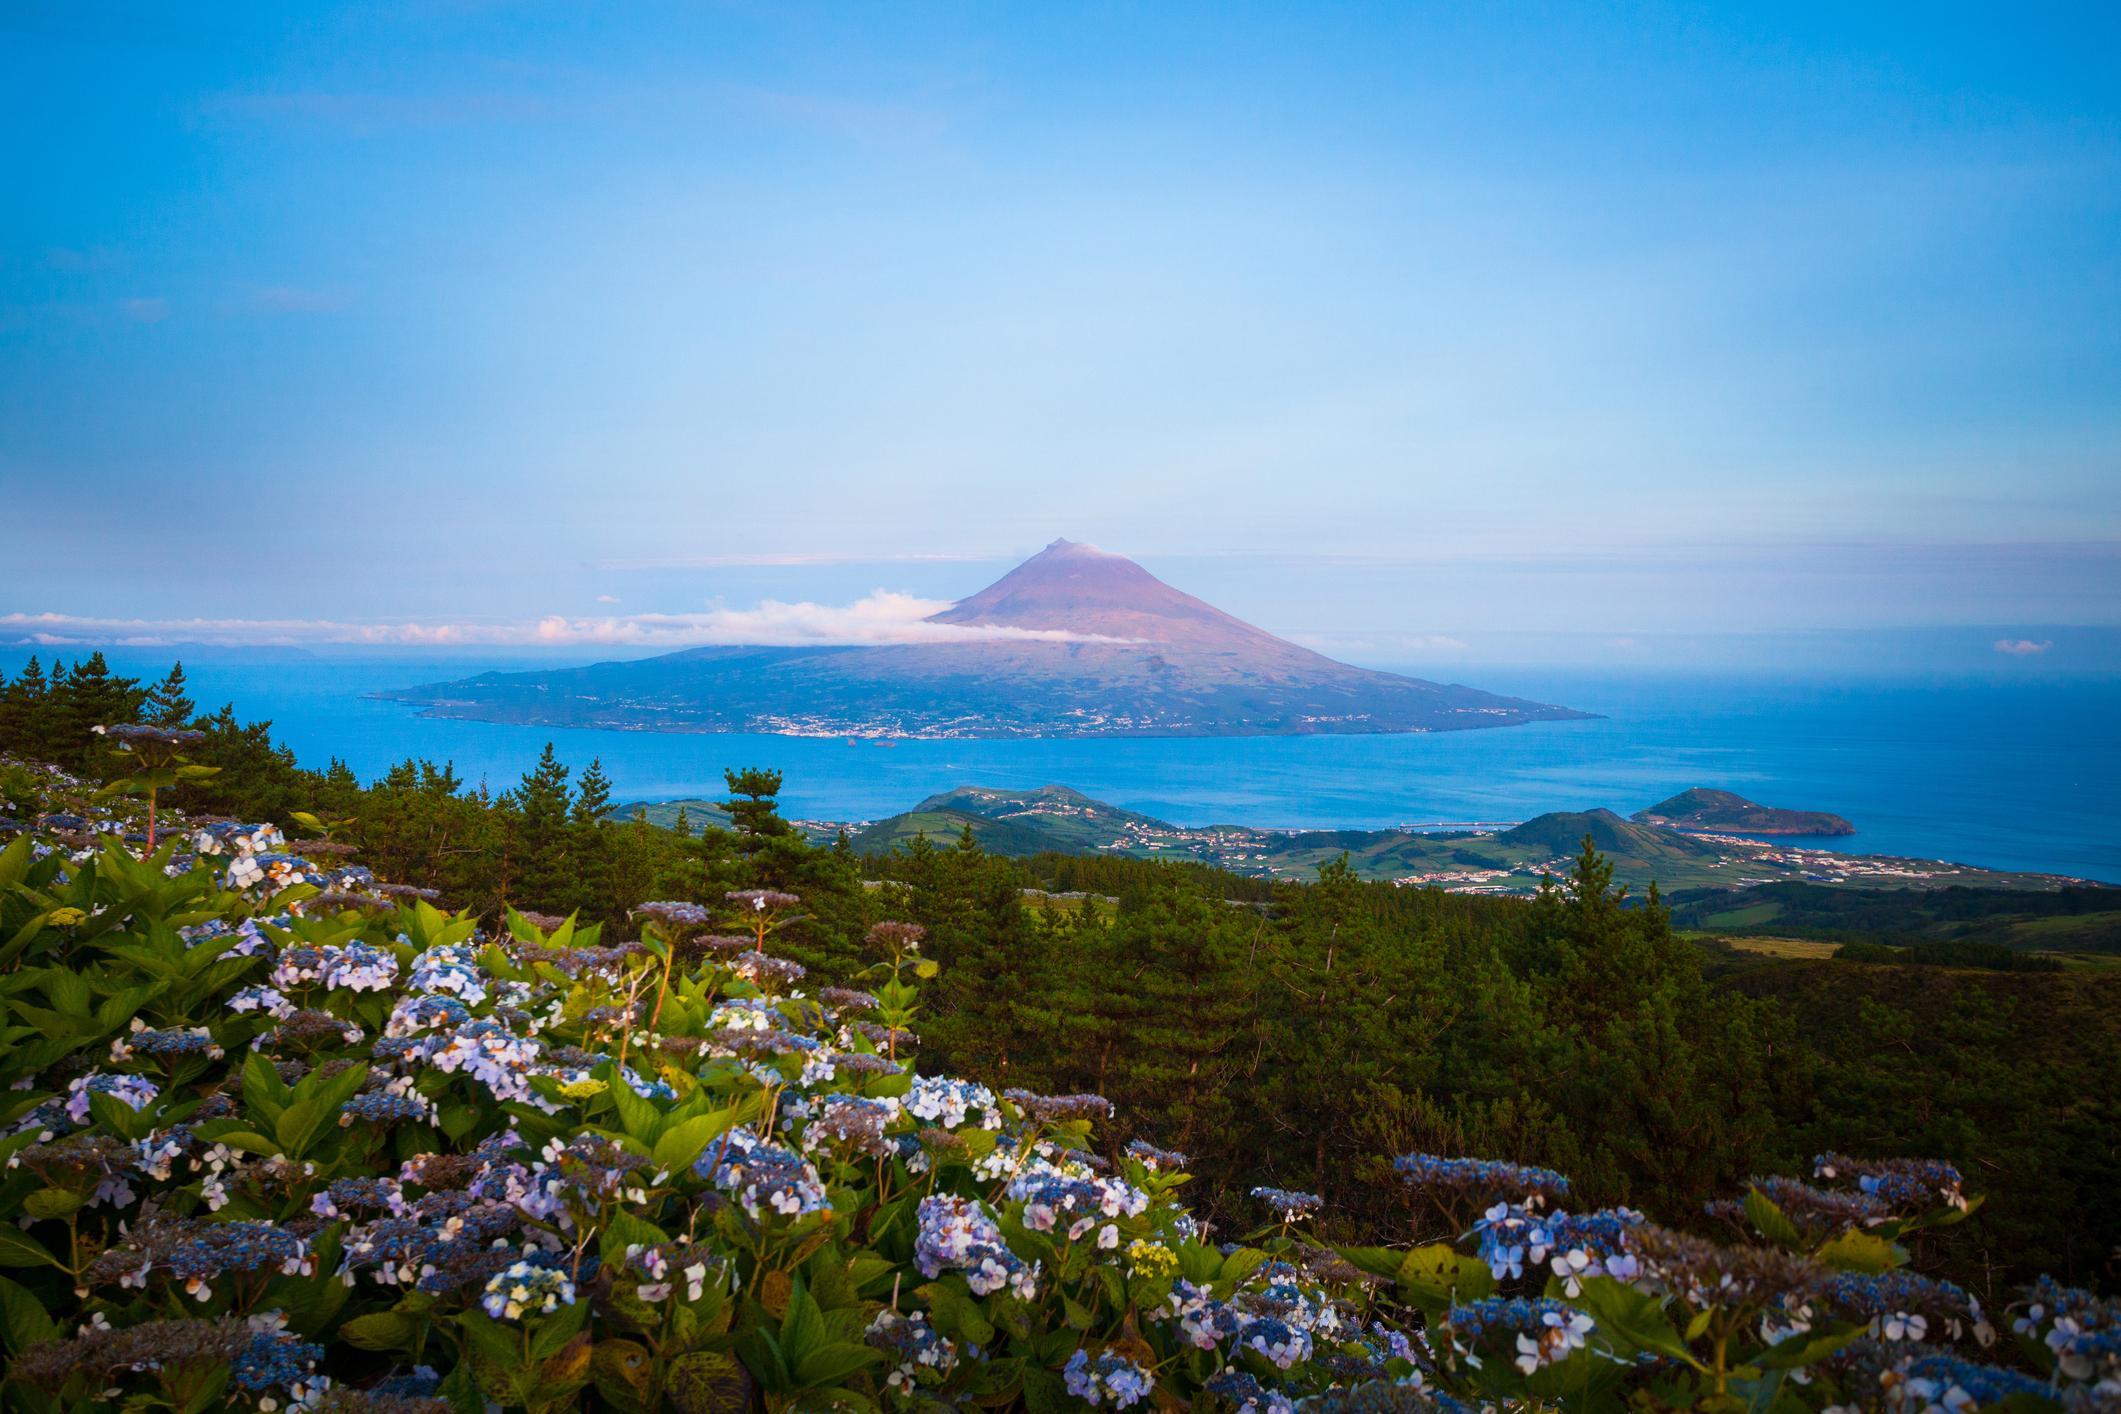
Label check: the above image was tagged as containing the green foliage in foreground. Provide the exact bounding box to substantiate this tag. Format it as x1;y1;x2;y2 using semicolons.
0;784;2115;1414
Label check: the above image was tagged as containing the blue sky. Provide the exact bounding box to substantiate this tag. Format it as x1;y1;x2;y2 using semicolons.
2;2;2116;666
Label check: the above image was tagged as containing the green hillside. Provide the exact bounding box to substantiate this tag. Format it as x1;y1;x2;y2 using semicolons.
1672;880;2121;954
832;785;2082;897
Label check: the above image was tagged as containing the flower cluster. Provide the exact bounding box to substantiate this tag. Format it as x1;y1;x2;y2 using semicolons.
1254;1186;1324;1221
2012;1276;2121;1395
1822;1270;1989;1344
1813;1153;1967;1213
480;1255;577;1321
1394;1152;1572;1207
65;1071;159;1123
909;1074;1001;1130
111;1020;223;1062
1125;1138;1188;1171
696;1127;829;1219
914;1195;1038;1298
1471;1202;1642;1290
1445;1296;1595;1375
866;1309;959;1393
631;900;714;930
406;942;488;1005
340;1091;437;1128
1063;1347;1154;1408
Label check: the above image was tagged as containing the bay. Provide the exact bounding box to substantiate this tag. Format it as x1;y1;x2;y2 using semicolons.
11;651;2117;883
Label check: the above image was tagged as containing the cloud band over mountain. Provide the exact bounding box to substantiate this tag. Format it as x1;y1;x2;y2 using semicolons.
0;592;1135;650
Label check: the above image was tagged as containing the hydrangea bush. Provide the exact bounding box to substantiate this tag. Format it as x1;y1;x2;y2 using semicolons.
0;766;2112;1413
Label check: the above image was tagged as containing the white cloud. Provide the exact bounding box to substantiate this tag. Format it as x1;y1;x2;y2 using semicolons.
0;591;1131;650
595;594;621;604
598;551;992;570
116;297;170;323
1993;638;2053;656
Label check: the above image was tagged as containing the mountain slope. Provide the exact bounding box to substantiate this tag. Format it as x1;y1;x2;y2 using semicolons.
383;539;1593;738
1633;788;1856;837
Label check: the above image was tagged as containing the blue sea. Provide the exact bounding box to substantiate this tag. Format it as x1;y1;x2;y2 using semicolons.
11;652;2118;883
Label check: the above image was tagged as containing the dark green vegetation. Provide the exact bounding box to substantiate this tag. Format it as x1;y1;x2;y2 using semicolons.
1673;881;2121;955
1633;787;1856;837
2;654;2115;1313
383;540;1591;739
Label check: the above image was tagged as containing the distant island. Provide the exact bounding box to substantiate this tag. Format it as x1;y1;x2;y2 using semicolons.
1632;787;1855;837
381;539;1593;739
622;782;2080;897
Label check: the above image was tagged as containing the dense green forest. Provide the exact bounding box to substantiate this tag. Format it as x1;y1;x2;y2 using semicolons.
3;654;2116;1298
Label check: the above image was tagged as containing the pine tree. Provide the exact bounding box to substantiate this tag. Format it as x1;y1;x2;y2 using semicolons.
62;653;145;771
673;805;691;837
507;744;574;909
722;767;793;848
573;759;612;824
569;758;615;919
144;662;196;727
0;656;48;756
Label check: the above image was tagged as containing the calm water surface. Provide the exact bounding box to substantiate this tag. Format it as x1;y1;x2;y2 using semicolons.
14;654;2118;882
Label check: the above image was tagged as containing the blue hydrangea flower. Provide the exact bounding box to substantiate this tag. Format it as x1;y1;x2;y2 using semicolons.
480;1254;577;1321
695;1128;829;1219
913;1195;1038;1298
1063;1348;1154;1408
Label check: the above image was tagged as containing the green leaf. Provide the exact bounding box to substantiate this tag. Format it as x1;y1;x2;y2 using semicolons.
437;1358;484;1414
458;1309;522;1367
275;1098;323;1156
1744;1187;1804;1250
919;1280;997;1347
1751;1322;1865;1370
1906;1193;1987;1233
243;1050;290;1128
0;1229;58;1268
0;1272;57;1351
600;1211;671;1268
0;834;31;888
794;1341;882;1388
1573;1275;1703;1370
43;969;90;1017
603;1063;665;1144
1335;1245;1410;1281
1396;1242;1494;1306
88;1089;153;1141
341;1310;421;1352
529;1297;591;1360
1814;1230;1906;1274
652;1106;737;1173
779;1275;827;1366
1217;1246;1268;1287
22;1187;85;1221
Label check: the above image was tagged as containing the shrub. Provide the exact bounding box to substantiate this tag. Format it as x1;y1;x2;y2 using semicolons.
0;767;2110;1412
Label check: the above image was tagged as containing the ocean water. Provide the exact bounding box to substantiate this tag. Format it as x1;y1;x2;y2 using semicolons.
11;653;2118;883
